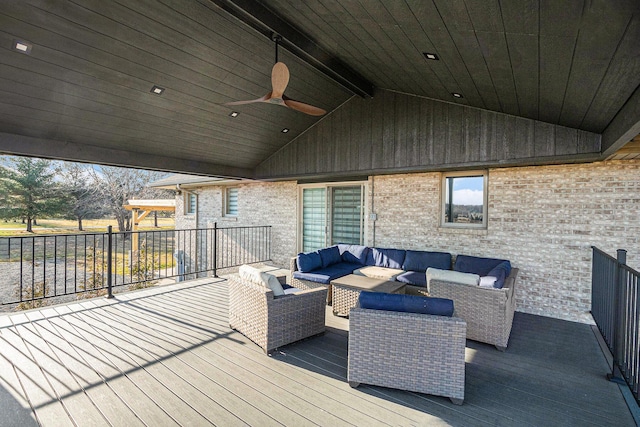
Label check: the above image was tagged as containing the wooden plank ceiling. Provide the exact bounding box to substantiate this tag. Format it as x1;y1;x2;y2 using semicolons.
609;134;640;160
0;0;639;177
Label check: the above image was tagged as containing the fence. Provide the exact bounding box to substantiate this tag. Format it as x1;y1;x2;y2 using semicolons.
0;224;271;308
591;246;640;404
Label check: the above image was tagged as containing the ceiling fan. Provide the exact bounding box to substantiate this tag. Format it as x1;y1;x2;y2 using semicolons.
224;35;326;116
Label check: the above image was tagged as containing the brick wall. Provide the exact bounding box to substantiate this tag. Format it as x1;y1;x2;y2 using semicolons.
175;182;298;268
370;160;640;323
175;159;640;323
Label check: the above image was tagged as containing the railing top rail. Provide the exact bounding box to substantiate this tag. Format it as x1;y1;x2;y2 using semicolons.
0;225;273;240
1;232;109;240
620;263;640;276
211;225;272;230
592;246;620;262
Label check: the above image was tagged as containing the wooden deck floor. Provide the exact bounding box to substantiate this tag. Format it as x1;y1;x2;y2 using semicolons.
0;278;634;426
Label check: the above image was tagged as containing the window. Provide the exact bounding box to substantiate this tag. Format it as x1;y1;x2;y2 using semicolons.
442;171;487;228
225;187;239;216
299;183;365;252
185;192;197;215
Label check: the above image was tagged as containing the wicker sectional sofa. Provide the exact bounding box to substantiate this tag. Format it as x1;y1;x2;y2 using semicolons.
290;245;452;302
430;267;519;351
291;245;519;350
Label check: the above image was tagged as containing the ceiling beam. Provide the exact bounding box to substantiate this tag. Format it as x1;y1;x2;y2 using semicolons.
601;84;640;158
0;133;255;179
207;0;375;98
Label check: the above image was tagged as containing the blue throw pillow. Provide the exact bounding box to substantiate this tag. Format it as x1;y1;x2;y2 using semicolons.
371;248;406;269
359;292;454;317
337;244;370;265
318;246;341;267
485;261;511;288
402;250;452;272
297;251;322;273
454;255;511;277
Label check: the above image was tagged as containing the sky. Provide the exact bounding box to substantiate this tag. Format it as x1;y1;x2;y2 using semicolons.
451;176;484;205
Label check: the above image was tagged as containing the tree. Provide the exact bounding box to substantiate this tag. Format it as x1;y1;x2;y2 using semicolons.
0;157;65;232
59;163;105;231
91;166;171;232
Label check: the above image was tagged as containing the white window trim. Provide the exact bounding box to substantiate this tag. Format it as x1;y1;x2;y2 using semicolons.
184;191;197;216
297;181;368;252
440;170;488;229
223;186;239;217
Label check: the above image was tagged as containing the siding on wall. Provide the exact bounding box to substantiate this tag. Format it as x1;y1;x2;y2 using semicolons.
177;159;640;324
255;90;602;180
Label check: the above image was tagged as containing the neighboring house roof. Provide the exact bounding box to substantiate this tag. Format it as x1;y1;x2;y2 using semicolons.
148;174;250;189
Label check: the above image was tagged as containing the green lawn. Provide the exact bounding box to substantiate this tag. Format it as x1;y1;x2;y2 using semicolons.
0;217;175;236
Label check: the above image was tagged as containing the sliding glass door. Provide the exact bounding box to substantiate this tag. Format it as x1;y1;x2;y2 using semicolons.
300;183;365;252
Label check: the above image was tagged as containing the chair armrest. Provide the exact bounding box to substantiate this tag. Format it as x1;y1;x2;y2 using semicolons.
269;287;327;310
290;256;299;272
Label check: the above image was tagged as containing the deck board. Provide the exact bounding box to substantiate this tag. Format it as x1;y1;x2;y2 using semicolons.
0;278;635;426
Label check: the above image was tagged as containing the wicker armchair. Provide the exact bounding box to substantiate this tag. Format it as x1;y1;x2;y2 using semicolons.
228;273;327;353
348;306;466;404
429;268;519;351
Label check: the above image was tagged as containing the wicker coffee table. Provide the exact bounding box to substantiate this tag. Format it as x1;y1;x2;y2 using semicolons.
331;274;406;317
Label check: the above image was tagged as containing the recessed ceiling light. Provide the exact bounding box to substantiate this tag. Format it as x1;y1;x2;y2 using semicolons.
13;40;32;54
281;128;289;133
452;92;463;99
423;52;439;61
229;111;239;118
150;85;165;95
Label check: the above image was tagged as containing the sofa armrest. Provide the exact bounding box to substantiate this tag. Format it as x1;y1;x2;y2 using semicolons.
290;256;299;272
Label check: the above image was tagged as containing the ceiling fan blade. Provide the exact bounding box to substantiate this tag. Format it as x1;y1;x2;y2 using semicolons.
223;93;271;106
283;96;326;116
271;62;290;98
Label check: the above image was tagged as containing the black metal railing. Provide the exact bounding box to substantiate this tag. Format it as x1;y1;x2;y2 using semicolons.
0;224;271;309
591;246;640;404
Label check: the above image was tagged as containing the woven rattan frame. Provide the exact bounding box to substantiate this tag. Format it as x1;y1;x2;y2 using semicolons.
348;307;466;404
332;285;361;316
429;268;519;351
228;274;327;353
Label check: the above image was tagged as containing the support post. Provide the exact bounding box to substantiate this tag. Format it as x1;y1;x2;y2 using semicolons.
608;249;628;383
213;222;218;278
132;209;139;252
107;226;114;299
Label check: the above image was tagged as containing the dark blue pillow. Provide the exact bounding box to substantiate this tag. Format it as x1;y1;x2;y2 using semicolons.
318;246;341;267
337;244;370;265
371;248;406;269
486;261;511;288
359;292;454;317
454;255;511;277
402;250;451;272
297;251;322;272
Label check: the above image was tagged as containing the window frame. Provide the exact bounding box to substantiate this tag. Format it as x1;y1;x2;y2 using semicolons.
224;186;239;217
440;170;488;229
184;191;197;216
